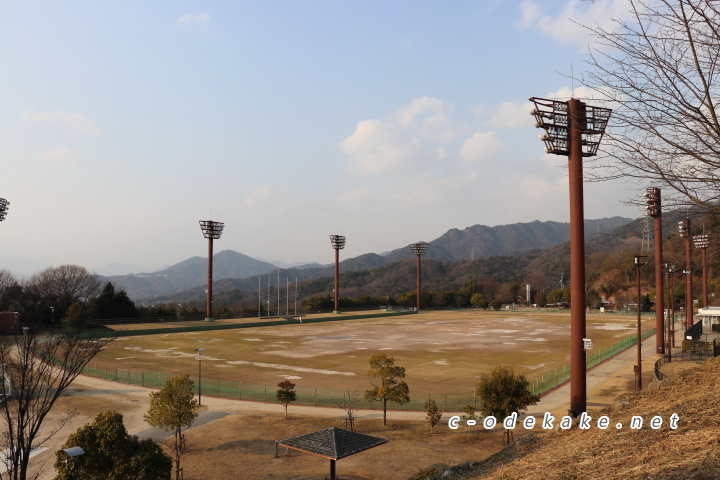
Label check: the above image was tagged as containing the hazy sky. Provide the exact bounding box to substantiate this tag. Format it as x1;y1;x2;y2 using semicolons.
0;1;643;275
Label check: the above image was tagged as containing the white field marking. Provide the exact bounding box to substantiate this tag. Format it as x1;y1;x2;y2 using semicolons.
502;342;517;346
483;329;520;334
277;375;302;380
356;347;367;350
115;357;135;360
243;338;263;341
224;360;355;376
516;338;547;342
213;364;235;368
123;346;226;361
379;347;393;350
593;323;635;330
434;359;449;366
348;355;356;358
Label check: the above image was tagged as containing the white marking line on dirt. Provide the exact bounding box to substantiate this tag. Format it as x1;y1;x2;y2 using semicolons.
124;346;226;361
224;360;355;376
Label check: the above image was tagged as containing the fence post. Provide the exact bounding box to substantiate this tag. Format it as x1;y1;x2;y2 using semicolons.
141;371;144;387
314;387;317;406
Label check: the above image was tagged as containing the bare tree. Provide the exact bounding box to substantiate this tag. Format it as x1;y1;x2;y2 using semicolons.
30;265;102;309
0;328;113;480
0;270;16;300
582;0;720;211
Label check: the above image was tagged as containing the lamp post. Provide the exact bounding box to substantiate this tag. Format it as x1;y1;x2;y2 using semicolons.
329;235;346;314
62;446;85;479
409;243;429;312
634;255;648;392
678;219;693;328
199;220;224;322
643;187;664;354
530;97;611;417
194;348;205;406
693;233;710;308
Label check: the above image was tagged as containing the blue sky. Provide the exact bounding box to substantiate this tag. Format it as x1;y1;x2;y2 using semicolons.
0;1;642;276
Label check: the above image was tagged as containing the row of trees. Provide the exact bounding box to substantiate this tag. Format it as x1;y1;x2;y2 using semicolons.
0;266;141;326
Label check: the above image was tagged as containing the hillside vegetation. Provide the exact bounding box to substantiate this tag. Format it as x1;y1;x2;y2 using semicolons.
441;357;720;480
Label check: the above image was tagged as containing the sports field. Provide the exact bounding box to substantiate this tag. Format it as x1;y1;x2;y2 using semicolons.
90;310;651;396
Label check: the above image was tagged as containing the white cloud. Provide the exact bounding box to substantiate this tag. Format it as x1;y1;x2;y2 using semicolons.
339;119;423;175
37;147;83;164
22;109;100;135
338;188;373;203
389;171;479;207
392;96;458;142
487;101;535;128
178;13;211;32
518;0;631;47
459;131;505;163
244;185;273;206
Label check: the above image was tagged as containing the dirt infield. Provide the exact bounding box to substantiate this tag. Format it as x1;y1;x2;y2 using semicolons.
90;310;647;395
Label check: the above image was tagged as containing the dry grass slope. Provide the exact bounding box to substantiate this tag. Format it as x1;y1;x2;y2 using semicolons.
451;357;720;480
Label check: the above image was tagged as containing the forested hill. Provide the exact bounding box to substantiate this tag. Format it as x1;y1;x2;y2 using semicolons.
115;216;633;300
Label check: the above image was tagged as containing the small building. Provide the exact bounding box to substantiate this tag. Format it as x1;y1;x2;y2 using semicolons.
0;312;19;334
696;307;720;333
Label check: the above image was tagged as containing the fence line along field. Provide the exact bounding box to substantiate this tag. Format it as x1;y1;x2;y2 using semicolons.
90;310;648;397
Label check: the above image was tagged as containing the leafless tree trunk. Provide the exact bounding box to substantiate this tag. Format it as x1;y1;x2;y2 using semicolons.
0;329;113;480
582;0;720;211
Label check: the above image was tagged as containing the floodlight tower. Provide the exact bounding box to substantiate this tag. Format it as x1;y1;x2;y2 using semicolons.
199;220;224;322
409;243;429;312
643;187;664;354
329;235;346;313
0;198;9;222
693;233;710;308
530;96;611;417
634;255;648;391
678;219;693;328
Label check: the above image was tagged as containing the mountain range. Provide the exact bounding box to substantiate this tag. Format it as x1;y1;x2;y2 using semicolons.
106;217;634;300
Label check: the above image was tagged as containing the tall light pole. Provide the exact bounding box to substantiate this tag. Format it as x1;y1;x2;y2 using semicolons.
409;243;429;312
643;187;664;354
194;348;205;406
531;97;611;417
199;220;224;322
329;235;346;314
634;256;648;392
693;233;710;308
678;219;693;328
0;198;8;222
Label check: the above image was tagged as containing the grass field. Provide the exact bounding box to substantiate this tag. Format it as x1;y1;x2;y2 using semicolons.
89;310;653;396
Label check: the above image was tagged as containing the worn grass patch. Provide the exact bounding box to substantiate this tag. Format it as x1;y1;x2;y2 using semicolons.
90;311;647;396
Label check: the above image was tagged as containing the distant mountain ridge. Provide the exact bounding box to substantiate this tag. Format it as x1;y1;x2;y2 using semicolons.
107;217;633;301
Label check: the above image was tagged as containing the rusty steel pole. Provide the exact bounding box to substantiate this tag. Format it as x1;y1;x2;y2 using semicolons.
199;220;224;322
409;243;429;312
530;96;611;418
330;235;346;314
694;234;710;308
644;187;664;354
668;266;675;348
207;237;214;320
567;99;587;416
653;215;665;354
702;247;708;308
635;257;644;392
685;221;693;329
